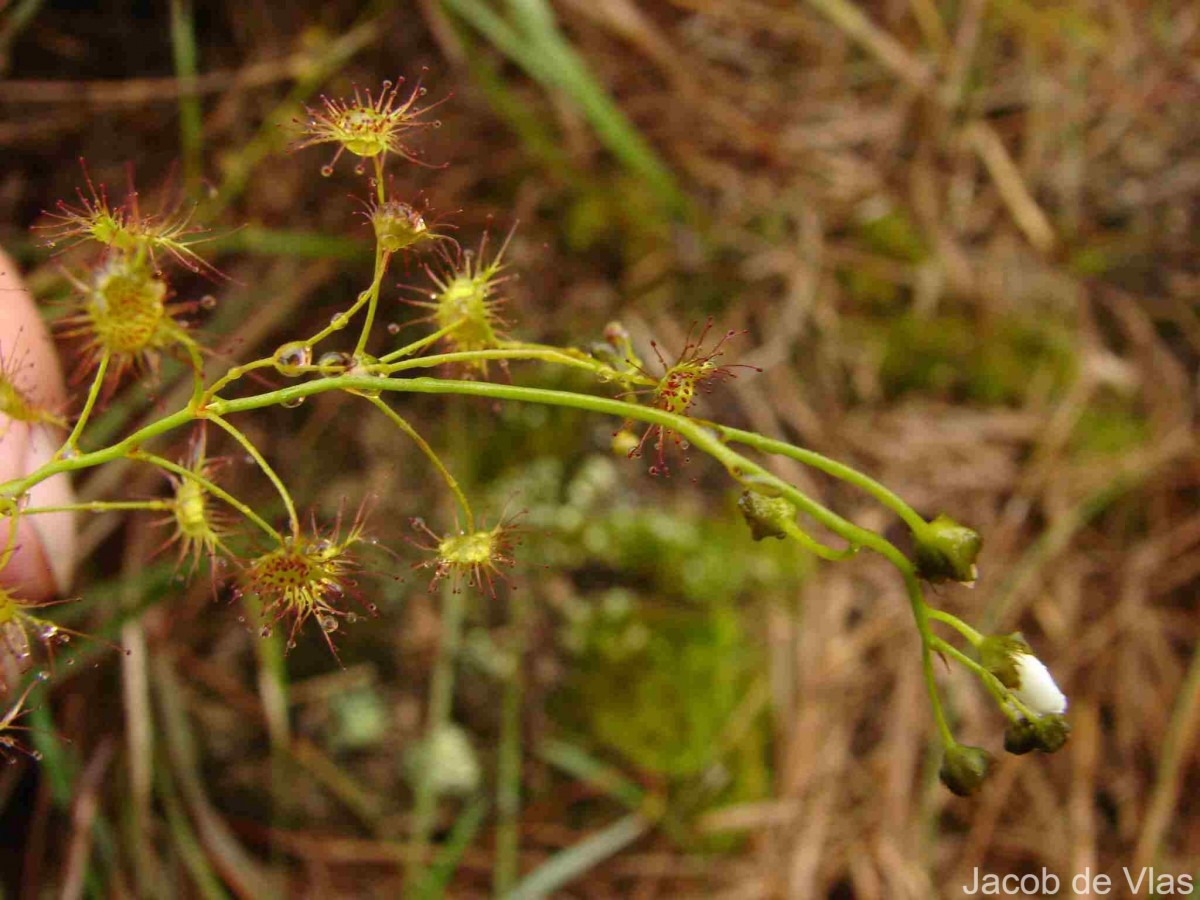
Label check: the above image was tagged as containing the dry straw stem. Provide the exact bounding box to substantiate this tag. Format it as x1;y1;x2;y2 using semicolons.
802;0;1060;255
0;23;380;106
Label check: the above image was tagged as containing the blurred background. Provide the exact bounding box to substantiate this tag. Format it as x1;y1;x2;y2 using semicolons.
0;0;1197;896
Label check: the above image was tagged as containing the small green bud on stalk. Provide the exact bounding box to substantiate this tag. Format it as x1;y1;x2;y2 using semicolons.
372;200;435;254
913;514;982;585
1031;714;1071;753
1004;713;1070;755
738;491;796;541
1003;719;1039;756
939;744;994;797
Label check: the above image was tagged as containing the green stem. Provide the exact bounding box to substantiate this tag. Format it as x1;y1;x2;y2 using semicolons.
494;595;529;896
58;350;110;457
203;415;299;538
0;501;18;571
377;319;466;364
927;608;984;646
211;372;953;757
353;244;387;359
501;340;657;385
203;357;275;401
364;396;474;530
407;580;466;893
184;340;207;410
1;405;196;501
133;451;282;544
209;376;890;561
379;347;644;384
22;500;171;515
780;520;859;561
721;425;928;533
929;635;1038;723
904;575;956;748
373;155;386;205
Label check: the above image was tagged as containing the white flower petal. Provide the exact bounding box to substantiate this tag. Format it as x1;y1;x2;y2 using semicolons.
1013;653;1067;716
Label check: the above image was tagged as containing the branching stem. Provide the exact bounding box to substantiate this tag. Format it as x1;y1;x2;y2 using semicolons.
364;395;474;530
58;349;110;457
204;416;298;539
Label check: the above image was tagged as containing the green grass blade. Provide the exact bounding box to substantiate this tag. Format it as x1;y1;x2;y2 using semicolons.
504;814;649;900
169;0;204;196
157;762;231;900
536;739;644;810
441;0;685;212
411;796;488;900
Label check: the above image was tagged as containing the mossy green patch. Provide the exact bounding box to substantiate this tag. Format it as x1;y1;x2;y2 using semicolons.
862;312;1077;404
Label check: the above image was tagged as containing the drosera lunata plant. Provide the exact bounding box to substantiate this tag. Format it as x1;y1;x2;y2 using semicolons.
408;510;524;597
616;317;763;477
0;74;1071;846
152;426;235;572
235;502;379;665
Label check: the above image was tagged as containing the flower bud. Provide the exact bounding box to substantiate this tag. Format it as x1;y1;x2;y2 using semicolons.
939;744;994;797
737;491;795;541
913;514;982;585
1031;714;1071;753
979;633;1068;716
1003;718;1038;756
372;200;430;253
603;320;638;365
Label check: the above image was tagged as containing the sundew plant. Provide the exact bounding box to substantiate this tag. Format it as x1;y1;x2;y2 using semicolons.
1;74;1069;842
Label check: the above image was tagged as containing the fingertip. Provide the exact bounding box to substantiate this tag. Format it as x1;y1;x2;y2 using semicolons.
0;249;76;598
0;247;67;412
2;517;59;601
25;426;77;595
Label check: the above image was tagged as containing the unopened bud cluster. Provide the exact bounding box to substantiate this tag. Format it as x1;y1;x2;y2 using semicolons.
940;633;1070;796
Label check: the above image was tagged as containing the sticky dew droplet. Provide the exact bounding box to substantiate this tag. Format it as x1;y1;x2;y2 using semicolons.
273;342;312;377
316;351;353;375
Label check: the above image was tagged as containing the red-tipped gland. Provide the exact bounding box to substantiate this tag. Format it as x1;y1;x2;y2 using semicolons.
622;318;760;477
